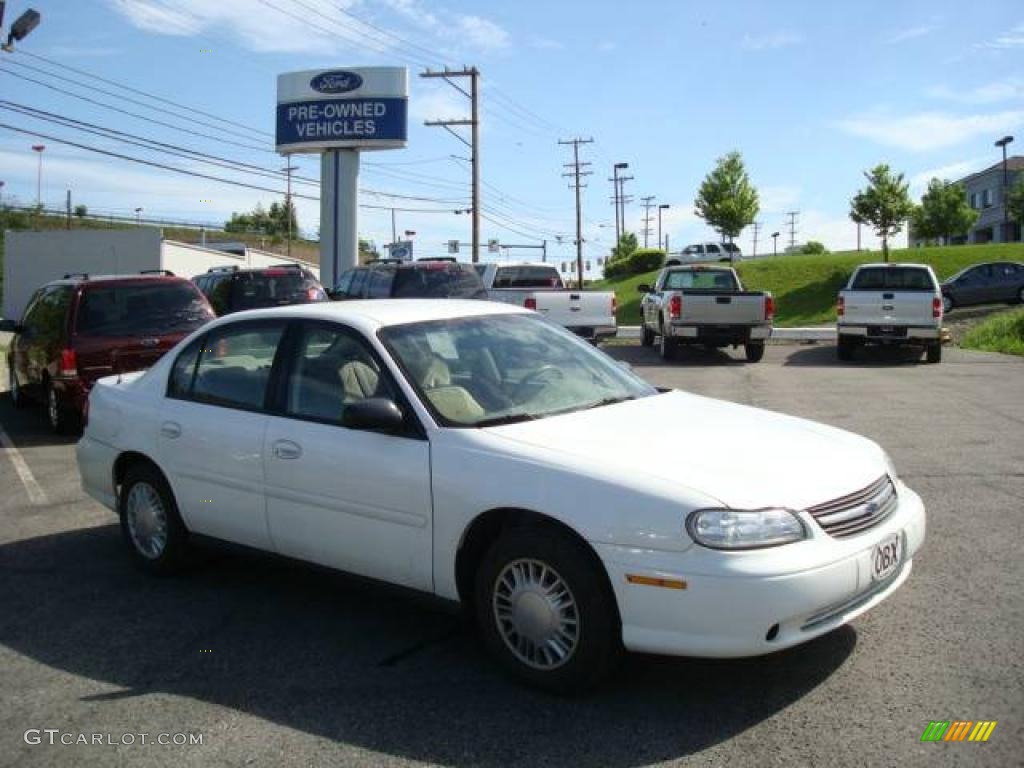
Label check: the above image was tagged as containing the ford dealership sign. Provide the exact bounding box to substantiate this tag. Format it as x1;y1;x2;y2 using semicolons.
310;70;364;94
276;67;408;153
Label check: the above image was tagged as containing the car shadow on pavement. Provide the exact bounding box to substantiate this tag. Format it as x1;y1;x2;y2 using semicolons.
783;344;931;368
0;394;79;448
0;525;856;766
606;344;749;367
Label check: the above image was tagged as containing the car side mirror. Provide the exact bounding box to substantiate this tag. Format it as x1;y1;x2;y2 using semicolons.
342;397;405;433
0;319;24;334
637;284;652;293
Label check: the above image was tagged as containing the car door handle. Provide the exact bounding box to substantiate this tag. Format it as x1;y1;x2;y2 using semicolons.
160;421;182;439
272;439;302;460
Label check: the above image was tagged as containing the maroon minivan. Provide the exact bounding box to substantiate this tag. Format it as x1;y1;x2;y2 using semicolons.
3;272;215;433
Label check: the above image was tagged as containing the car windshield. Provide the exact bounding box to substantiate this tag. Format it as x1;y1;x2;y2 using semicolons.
379;313;657;427
492;266;563;289
664;270;738;290
391;265;487;298
76;282;214;336
850;267;934;291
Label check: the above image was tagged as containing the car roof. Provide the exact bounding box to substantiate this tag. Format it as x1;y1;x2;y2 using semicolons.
46;273;192;287
204;298;528;333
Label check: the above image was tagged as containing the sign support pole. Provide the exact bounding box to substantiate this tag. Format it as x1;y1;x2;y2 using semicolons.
320;148;360;289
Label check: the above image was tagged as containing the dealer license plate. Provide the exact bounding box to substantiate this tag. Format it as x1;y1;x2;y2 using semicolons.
871;532;902;582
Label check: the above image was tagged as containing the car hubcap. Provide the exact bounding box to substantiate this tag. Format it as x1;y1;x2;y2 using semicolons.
493;559;579;670
47;388;58;427
125;482;168;560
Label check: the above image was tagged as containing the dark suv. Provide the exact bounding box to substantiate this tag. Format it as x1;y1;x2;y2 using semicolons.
3;272;215;433
193;263;328;316
330;259;487;300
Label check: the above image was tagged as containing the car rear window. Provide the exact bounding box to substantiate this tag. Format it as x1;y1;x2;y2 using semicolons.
663;270;738;290
231;270;325;310
76;282;214;336
850;267;935;291
492;266;563;289
391;265;487;298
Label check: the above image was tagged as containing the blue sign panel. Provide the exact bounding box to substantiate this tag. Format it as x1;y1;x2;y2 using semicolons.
276;97;407;150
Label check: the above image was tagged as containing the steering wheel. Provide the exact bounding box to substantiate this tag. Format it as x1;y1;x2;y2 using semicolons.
511;365;565;402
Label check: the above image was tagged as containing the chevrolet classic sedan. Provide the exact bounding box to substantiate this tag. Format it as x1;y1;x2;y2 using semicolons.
77;300;926;692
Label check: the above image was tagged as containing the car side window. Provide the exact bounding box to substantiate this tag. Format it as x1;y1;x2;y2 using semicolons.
207;275;233;314
366;267;396;298
334;269;355;296
706;244;721;254
188;322;285;411
283;322;397;426
348;268;369;298
30;286;73;344
167;338;203;398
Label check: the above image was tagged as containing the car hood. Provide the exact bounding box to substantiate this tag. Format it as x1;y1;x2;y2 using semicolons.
486;390;887;510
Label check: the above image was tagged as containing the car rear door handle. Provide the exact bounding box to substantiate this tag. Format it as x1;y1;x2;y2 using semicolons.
160;421;181;439
272;439;302;460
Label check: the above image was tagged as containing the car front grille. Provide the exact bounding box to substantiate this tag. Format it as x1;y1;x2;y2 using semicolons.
807;475;897;538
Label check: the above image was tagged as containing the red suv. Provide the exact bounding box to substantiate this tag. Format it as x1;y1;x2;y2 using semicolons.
3;272;215;433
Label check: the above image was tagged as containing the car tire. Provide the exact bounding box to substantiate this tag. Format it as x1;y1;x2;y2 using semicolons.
744;342;765;363
658;319;675;361
640;323;654;347
119;462;190;575
942;294;954;313
837;336;856;362
8;365;27;409
926;342;942;364
474;525;622;694
46;380;78;434
1018;287;1024;305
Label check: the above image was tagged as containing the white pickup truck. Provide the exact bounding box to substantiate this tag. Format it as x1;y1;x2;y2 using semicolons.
837;263;943;363
474;262;617;342
638;265;774;362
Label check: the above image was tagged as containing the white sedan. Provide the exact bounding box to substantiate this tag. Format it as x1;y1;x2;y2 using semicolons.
77;300;926;693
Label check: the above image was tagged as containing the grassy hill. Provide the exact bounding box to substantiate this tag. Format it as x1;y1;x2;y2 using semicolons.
596;243;1024;327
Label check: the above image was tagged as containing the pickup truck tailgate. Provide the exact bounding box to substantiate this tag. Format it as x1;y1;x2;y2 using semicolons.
842;291;935;325
677;292;766;324
533;291;616;331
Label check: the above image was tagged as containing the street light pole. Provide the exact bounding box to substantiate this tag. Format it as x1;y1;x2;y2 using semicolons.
771;231;780;257
31;144;44;206
995;135;1014;242
281;160;298;259
612;162;628;245
134;207;142;226
658;204;670;251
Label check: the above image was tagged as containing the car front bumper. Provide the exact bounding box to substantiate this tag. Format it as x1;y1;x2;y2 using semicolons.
594;482;926;658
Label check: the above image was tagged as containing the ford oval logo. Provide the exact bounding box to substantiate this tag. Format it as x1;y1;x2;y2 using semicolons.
310;70;363;94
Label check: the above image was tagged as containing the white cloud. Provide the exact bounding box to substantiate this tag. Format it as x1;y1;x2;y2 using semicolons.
740;31;802;51
759;185;801;214
378;0;510;53
885;24;936;44
977;22;1024;50
838;109;1024;151
457;15;509;50
926;79;1024;105
410;83;470;123
909;157;987;196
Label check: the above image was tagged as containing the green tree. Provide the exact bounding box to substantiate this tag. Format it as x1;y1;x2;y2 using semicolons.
73;204;88;219
694;151;760;261
849;164;914;262
911;178;977;245
608;232;638;265
225;201;298;237
800;240;828;255
358;238;378;264
1007;177;1024;228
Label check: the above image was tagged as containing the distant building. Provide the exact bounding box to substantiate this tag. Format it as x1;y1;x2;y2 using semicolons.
911;156;1023;246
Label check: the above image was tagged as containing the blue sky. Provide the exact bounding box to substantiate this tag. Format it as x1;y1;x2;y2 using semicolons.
1;0;1022;271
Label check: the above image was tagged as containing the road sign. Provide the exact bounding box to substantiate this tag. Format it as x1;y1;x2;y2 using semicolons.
276;67;408;153
448;240;459;254
389;240;413;261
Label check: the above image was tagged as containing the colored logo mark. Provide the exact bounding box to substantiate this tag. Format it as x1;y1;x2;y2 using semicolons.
920;721;997;742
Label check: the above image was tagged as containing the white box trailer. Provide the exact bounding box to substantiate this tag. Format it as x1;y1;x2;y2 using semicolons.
2;229;318;320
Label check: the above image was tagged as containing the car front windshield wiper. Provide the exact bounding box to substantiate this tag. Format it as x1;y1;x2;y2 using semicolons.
474;412;539;428
578;394;637;412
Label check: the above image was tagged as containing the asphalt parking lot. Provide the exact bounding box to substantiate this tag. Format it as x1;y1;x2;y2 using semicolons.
1;342;1021;767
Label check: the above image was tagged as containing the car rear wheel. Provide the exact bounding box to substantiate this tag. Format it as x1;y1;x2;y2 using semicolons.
942;294;954;313
9;365;27;409
926;342;942;364
46;381;78;434
640;323;654;347
119;463;190;575
744;342;765;363
658;319;675;361
1018;287;1024;304
474;526;622;694
837;336;857;362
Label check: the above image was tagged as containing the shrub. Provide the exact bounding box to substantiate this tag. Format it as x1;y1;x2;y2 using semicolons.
800;240;828;255
627;248;665;273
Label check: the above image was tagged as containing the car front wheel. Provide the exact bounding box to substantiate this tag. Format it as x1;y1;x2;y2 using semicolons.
119;463;190;574
474;526;622;694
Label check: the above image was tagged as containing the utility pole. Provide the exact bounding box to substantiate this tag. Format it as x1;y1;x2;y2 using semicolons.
609;162;629;245
785;210;799;250
281;160;298;259
559;137;593;289
65;188;71;229
640;195;656;248
751;221;762;258
390;208;397;245
31;143;44;206
422;67;480;261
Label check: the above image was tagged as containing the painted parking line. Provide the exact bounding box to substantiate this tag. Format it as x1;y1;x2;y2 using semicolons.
0;423;49;506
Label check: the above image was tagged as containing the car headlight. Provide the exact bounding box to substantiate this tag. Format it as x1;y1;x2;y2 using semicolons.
686;508;807;550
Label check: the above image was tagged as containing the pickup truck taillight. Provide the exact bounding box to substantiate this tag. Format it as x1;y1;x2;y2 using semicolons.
932;297;942;318
611;295;617;317
765;295;775;321
524;297;537;311
837;296;845;317
59;348;78;377
669;295;682;320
